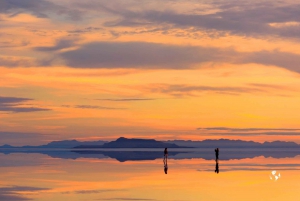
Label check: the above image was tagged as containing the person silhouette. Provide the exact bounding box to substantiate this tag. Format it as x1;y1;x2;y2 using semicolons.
215;148;219;161
163;148;168;174
164;148;168;161
215;160;219;174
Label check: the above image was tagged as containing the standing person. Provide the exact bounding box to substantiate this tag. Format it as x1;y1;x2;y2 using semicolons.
163;148;168;174
164;148;168;161
215;148;219;160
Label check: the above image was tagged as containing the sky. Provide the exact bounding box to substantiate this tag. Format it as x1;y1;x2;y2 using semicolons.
1;0;300;145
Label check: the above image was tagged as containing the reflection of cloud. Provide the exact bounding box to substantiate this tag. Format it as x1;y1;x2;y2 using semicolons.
0;186;49;201
0;96;50;113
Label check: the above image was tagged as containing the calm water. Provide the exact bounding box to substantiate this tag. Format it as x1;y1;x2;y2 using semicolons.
1;148;300;201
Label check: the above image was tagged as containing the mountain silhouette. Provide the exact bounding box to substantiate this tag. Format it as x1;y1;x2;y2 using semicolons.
75;137;182;148
0;140;107;149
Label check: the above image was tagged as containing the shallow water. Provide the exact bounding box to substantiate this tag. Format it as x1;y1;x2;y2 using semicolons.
0;149;299;201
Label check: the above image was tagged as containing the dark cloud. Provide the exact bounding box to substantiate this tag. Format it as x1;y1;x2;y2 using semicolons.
0;0;82;20
0;194;30;201
100;2;300;39
0;96;50;113
59;41;212;69
56;41;300;73
0;186;49;201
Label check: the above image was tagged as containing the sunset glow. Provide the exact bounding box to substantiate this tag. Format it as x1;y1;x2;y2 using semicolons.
1;0;300;145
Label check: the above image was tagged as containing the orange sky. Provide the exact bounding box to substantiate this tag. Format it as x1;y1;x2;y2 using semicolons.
1;0;300;145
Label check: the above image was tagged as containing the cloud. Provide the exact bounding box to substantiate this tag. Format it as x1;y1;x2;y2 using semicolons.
99;2;300;39
68;27;103;34
0;186;49;201
59;41;211;69
61;188;125;195
0;0;82;20
197;127;300;132
75;105;126;110
61;104;126;110
0;96;50;113
0;56;35;67
97;98;155;102
197;127;300;136
56;41;300;73
34;38;77;52
137;83;272;97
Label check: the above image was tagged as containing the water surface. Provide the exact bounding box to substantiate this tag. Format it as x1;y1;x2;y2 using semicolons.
1;148;299;201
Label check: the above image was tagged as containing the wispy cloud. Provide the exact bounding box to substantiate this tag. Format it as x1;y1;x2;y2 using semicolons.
0;56;35;68
136;83;281;97
197;127;300;136
0;186;49;201
97;98;156;102
197;127;300;132
0;96;50;113
61;104;126;110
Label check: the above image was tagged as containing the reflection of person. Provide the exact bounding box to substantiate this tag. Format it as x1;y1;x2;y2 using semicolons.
215;148;219;160
164;162;168;174
215;160;219;174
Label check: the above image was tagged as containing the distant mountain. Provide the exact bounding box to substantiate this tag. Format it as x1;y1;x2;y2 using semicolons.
166;139;300;148
75;137;182;148
1;144;14;148
0;140;107;149
1;138;300;149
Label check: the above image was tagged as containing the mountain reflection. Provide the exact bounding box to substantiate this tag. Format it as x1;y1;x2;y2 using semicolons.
1;148;300;162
